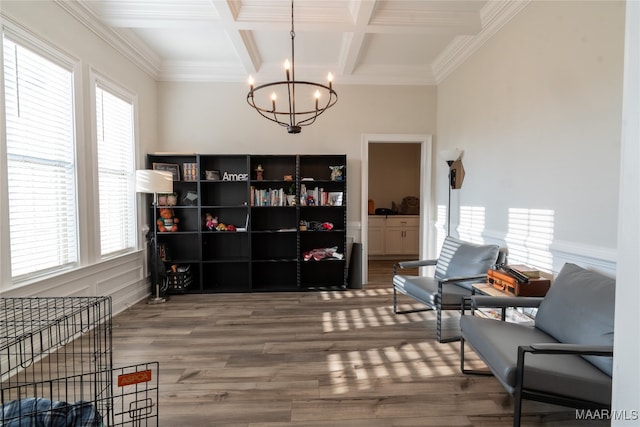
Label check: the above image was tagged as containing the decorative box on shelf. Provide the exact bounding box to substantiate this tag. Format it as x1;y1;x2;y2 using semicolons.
487;267;551;297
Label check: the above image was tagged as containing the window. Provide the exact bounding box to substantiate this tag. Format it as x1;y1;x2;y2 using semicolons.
3;34;78;279
95;82;136;256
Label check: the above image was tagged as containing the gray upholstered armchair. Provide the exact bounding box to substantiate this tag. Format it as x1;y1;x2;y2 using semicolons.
460;263;614;427
392;236;502;342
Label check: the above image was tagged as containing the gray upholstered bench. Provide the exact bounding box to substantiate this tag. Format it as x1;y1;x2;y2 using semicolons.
460;263;614;427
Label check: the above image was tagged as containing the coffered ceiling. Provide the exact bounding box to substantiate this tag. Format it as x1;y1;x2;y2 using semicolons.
57;0;529;84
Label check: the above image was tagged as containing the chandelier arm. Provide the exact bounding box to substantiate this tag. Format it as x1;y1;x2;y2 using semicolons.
247;92;289;128
257;108;289;128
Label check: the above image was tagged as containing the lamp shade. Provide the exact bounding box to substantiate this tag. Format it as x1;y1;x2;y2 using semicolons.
439;148;463;163
450;158;465;189
135;170;173;194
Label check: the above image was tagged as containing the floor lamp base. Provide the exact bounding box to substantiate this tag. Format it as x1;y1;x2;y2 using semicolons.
147;284;167;305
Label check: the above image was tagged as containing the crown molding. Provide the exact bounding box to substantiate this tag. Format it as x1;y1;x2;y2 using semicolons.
432;0;531;84
54;0;162;79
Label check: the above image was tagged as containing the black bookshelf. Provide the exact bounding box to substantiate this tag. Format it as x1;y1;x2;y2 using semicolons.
145;153;346;293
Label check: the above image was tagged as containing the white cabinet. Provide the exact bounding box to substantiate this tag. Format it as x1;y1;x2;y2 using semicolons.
367;216;386;255
368;215;419;256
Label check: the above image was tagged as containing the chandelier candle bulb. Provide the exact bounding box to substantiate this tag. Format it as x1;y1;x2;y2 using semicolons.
328;73;333;90
285;60;291;81
248;76;254;91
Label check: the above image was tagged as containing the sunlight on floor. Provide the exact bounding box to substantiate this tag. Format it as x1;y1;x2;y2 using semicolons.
323;300;460;395
326;338;460;395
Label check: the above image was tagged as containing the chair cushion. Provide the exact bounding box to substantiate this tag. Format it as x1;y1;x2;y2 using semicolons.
461;316;612;405
393;275;471;308
535;263;615;376
435;237;500;282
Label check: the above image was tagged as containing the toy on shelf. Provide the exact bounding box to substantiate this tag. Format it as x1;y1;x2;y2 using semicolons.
157;208;179;232
205;213;218;231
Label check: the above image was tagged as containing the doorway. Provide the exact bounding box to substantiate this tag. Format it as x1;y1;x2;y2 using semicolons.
360;134;432;284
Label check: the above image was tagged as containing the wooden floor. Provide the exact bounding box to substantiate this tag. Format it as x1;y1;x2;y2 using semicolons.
112;260;603;426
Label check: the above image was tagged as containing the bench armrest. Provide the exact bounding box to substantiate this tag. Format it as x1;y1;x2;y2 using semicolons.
526;343;614;357
393;259;437;274
440;274;488;284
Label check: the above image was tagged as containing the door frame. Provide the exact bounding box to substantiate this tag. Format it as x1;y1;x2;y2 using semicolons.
360;134;433;284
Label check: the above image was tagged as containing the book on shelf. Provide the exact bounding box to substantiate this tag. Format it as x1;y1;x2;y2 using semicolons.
508;264;541;278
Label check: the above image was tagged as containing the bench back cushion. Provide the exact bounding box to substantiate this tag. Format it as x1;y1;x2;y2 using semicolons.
434;237;500;284
535;263;615;376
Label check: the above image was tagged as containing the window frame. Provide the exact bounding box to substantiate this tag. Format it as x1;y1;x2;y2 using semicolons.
1;24;82;283
90;71;139;259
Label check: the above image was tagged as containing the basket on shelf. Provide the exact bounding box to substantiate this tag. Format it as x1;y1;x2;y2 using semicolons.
167;265;192;293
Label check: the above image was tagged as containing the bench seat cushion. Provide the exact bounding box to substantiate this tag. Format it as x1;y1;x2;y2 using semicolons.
393;275;471;308
461;315;612;405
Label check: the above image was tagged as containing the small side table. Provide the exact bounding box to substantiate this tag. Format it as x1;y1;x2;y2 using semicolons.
471;283;535;324
472;282;513;298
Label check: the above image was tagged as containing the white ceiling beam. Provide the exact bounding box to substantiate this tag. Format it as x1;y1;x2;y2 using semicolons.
210;1;260;76
339;0;377;75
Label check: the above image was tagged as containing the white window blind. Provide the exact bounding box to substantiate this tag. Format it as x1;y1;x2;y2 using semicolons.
3;35;78;279
96;83;136;256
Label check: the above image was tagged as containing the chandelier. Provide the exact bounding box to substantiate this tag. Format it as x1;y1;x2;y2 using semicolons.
246;0;338;134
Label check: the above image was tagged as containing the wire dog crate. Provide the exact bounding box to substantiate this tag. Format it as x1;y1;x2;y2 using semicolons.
1;362;159;426
1;297;159;425
1;297;113;388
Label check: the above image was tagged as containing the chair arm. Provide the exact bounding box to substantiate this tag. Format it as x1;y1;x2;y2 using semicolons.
526;343;614;357
393;259;437;274
468;295;544;309
440;274;488;284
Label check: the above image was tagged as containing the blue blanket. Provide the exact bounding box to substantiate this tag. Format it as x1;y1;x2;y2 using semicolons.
1;398;102;427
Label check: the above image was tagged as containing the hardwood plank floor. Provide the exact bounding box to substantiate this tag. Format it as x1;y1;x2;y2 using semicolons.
111;260;605;426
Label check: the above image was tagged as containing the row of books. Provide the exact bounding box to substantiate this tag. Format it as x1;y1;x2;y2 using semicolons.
249;185;345;207
300;185;343;206
250;187;292;206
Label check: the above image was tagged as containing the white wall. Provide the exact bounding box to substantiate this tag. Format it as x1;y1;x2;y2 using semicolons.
612;0;640;422
438;0;636;419
437;0;625;275
0;1;158;314
157;82;437;230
